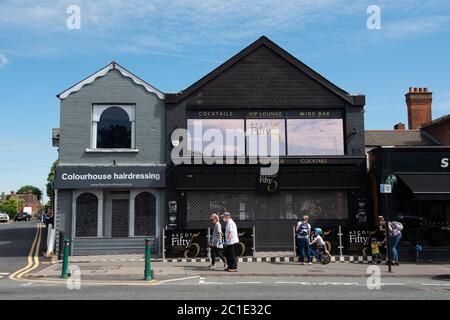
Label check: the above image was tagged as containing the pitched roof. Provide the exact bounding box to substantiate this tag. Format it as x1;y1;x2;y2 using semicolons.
57;62;165;100
421;114;450;129
166;36;364;105
365;130;438;147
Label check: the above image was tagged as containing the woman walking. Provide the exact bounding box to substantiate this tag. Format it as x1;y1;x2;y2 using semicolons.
388;221;403;266
208;213;226;269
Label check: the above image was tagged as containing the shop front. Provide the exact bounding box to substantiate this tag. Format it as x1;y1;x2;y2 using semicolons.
54;165;165;255
368;147;450;258
165;37;368;252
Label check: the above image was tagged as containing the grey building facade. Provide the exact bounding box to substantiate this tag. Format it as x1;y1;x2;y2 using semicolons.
53;62;166;255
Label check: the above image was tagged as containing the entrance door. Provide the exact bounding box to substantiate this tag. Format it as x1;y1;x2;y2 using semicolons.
111;199;130;237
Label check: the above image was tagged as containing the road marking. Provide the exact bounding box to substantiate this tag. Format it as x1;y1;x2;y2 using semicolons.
421;283;450;286
379;283;405;286
275;281;360;286
9;223;42;280
0;276;3;279
0;273;10;275
235;281;262;284
158;276;201;284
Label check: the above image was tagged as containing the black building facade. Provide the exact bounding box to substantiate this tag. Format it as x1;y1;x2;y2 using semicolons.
165;37;367;251
369;146;450;249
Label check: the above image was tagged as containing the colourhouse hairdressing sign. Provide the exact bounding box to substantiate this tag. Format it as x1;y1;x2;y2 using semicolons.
54;166;166;189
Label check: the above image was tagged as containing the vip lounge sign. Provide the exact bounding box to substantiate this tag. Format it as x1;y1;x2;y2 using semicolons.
55;166;166;189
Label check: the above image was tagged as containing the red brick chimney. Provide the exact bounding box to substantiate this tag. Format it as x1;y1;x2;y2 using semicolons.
394;122;405;130
405;87;432;129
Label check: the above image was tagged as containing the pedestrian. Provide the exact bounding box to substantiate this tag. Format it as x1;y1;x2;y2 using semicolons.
222;212;239;272
296;215;312;265
208;213;226;269
388;220;403;266
309;227;330;262
370;237;382;264
376;215;387;256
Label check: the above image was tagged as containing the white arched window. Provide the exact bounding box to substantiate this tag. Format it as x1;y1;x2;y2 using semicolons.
91;105;136;149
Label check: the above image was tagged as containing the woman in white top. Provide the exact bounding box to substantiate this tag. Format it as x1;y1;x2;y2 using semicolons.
208;213;226;269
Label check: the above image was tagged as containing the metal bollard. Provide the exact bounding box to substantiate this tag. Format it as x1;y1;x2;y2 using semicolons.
144;238;154;280
61;239;71;279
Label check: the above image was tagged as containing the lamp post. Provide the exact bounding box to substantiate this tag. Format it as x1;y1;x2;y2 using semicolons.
382;173;397;273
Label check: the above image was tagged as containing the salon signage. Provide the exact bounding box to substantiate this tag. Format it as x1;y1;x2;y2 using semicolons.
55;165;166;189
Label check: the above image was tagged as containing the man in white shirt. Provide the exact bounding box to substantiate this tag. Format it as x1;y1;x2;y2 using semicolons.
222;212;239;272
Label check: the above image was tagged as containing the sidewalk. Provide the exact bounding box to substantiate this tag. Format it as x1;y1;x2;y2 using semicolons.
28;259;450;282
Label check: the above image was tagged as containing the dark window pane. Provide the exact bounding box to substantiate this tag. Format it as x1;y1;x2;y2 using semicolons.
97;107;131;148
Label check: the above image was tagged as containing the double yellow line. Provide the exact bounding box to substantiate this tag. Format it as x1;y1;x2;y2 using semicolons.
9;223;160;286
10;222;43;280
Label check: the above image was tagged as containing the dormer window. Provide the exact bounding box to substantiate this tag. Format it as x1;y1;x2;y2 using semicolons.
91;105;136;150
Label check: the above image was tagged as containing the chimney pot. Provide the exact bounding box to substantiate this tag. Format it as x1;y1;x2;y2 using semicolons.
405;87;433;129
394;122;405;130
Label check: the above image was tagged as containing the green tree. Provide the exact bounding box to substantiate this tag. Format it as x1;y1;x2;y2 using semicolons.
0;197;24;217
46;160;58;200
16;185;42;201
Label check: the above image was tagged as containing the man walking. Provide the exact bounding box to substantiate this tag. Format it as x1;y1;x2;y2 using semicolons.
222;212;239;272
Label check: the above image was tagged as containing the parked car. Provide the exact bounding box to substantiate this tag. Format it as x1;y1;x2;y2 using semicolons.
14;212;31;222
0;212;9;222
396;215;450;246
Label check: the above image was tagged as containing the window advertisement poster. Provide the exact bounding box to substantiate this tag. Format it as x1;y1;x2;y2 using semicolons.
246;119;286;156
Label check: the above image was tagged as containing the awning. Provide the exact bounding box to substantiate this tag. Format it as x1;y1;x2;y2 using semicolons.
397;174;450;200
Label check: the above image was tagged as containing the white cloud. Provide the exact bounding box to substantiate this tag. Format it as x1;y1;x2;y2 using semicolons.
0;53;8;67
0;0;449;60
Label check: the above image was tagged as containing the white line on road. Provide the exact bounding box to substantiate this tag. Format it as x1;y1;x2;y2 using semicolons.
421;283;450;286
234;282;262;284
158;276;201;284
0;273;10;275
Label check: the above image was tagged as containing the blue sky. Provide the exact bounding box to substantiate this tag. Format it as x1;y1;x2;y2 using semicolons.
1;0;449;199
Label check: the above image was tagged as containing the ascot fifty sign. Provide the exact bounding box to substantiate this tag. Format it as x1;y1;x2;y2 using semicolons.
55;166;166;189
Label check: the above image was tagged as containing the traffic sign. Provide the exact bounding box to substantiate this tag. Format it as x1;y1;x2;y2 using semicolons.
380;184;392;193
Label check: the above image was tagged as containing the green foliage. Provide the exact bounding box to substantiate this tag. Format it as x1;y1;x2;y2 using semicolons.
46;160;58;199
17;185;42;201
0;197;24;217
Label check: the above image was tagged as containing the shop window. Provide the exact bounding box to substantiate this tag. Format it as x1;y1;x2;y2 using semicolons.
246;119;286;156
75;193;98;237
134;192;156;236
92;105;135;149
187;119;245;157
286;119;344;155
186;191;348;222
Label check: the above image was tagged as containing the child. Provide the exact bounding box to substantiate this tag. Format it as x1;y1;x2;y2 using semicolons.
310;228;330;256
371;237;382;264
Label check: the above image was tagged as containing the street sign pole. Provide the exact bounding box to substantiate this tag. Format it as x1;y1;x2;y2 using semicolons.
384;193;392;273
381;173;397;273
